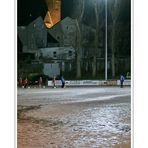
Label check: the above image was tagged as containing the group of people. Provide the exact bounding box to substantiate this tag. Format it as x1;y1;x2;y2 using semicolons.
18;77;28;88
18;74;125;88
18;76;65;88
18;77;42;88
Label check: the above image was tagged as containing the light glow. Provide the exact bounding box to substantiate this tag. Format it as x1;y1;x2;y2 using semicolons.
44;0;61;28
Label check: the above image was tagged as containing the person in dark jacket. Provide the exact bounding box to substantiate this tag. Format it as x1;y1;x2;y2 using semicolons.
60;76;65;88
19;77;22;88
120;74;125;88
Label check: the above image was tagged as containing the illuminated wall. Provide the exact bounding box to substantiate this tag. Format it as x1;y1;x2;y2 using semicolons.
44;0;61;28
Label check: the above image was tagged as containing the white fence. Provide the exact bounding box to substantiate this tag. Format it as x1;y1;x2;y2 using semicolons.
48;80;131;86
117;80;131;86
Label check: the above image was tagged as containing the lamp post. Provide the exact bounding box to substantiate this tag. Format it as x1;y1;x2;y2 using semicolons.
105;0;108;80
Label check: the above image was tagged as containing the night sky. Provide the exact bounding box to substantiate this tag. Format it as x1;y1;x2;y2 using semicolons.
17;0;48;26
61;0;74;19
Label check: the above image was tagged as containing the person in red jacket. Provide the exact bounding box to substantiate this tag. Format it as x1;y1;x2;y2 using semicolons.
23;78;28;88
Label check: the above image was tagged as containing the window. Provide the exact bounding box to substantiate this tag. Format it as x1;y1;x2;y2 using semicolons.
69;51;72;57
53;51;57;58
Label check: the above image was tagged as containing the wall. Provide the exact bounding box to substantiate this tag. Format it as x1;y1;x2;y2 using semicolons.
43;63;60;77
48;17;77;47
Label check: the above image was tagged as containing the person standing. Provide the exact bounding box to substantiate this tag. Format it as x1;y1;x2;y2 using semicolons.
120;74;125;88
24;77;28;88
52;76;56;88
38;77;43;88
60;76;65;88
19;77;22;88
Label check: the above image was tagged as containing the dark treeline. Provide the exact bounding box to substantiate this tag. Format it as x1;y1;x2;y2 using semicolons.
62;0;131;78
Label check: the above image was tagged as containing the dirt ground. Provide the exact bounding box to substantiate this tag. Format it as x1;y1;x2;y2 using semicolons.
17;87;131;148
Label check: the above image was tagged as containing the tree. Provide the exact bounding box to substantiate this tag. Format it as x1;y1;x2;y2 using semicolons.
110;0;120;77
91;0;98;77
74;0;85;79
92;0;101;78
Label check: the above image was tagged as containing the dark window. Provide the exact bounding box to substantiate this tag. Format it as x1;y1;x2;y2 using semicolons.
53;51;57;57
69;51;72;57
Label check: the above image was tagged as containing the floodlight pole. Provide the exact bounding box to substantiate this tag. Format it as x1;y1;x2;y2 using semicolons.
105;0;108;80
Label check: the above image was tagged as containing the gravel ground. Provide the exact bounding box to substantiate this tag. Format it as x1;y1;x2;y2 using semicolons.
17;87;131;148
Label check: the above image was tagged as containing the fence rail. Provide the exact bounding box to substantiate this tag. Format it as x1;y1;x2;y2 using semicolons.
48;80;131;86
